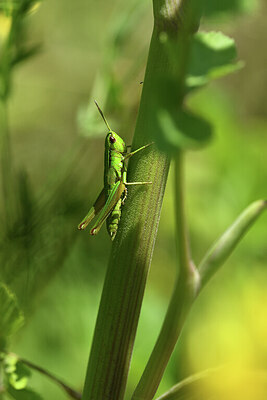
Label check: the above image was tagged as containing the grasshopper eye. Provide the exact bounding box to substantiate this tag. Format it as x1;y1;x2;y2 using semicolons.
109;136;116;144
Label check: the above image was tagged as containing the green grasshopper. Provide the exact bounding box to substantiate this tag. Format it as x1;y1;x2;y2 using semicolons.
78;101;152;240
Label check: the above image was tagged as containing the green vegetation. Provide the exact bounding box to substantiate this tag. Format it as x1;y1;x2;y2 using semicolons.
0;0;266;399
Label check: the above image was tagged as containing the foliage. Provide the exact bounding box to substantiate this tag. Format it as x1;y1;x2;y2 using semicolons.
0;0;266;399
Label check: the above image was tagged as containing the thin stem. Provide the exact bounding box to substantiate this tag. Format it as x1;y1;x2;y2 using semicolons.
155;367;222;400
132;152;198;400
18;357;81;400
174;152;191;275
197;199;267;291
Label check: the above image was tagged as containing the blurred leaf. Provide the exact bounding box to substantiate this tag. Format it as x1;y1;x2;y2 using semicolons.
27;1;42;15
186;31;243;91
0;11;11;40
200;0;259;18
77;0;147;138
16;0;41;15
108;1;146;50
77;73;119;138
0;284;24;345
78;101;111;139
0;0;42;15
12;44;42;67
155;107;212;154
7;385;43;400
4;354;31;390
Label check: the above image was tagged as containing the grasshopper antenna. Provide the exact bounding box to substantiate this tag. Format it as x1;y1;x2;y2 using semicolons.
94;100;111;132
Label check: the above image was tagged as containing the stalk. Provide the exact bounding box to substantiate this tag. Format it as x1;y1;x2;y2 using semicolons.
81;28;170;400
81;1;195;399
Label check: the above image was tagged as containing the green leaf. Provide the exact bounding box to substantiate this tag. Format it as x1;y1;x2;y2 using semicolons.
0;284;24;346
187;31;243;90
7;385;43;400
155;107;212;153
4;354;31;390
3;354;43;399
77;102;109;139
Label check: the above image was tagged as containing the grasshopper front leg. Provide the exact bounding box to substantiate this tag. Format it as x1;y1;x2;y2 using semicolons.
123;142;153;161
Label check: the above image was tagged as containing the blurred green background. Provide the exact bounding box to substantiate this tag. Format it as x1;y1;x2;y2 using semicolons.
0;0;267;399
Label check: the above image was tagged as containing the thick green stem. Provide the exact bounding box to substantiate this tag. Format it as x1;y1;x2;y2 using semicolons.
81;26;170;400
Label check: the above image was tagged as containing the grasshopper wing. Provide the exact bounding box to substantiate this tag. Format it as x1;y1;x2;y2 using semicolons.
90;181;125;236
78;188;105;230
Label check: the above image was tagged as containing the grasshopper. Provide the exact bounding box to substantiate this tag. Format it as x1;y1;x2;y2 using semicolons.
78;101;152;240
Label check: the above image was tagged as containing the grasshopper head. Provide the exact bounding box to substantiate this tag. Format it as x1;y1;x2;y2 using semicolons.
107;131;126;153
94;101;126;153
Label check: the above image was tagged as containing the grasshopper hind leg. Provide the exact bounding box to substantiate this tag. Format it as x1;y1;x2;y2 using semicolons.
106;198;122;241
107;186;127;240
121;187;127;205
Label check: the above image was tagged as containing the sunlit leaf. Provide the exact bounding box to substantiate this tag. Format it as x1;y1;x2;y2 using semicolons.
12;44;42;67
201;0;259;18
0;0;42;15
0;11;11;40
28;1;42;15
77;102;110;139
187;31;243;90
4;354;31;390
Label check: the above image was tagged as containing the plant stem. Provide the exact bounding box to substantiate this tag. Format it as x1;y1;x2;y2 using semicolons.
174;152;191;276
81;27;170;400
155;367;222;400
198;199;267;290
19;357;81;400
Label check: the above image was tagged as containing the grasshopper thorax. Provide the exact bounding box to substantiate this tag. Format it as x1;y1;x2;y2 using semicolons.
106;131;126;153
